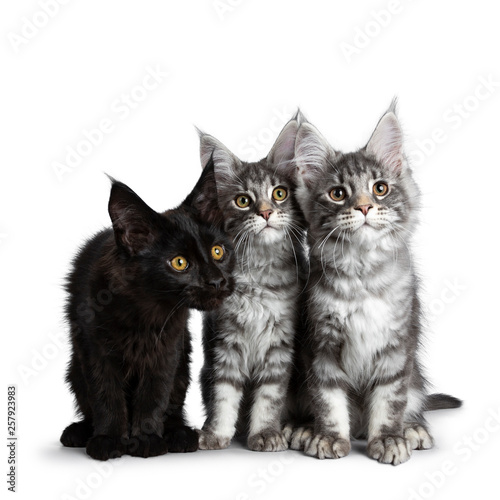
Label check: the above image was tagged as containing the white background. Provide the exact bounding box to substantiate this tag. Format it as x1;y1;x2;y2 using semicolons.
1;1;499;499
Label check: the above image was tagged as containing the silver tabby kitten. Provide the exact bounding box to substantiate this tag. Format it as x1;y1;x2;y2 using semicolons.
286;103;461;465
197;116;308;452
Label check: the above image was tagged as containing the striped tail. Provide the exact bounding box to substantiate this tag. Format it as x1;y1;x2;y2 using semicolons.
425;393;463;411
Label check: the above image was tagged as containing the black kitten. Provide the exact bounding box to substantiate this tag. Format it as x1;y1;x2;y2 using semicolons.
60;163;234;460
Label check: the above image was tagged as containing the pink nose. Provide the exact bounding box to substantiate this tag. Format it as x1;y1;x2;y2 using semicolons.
355;204;373;216
258;209;273;221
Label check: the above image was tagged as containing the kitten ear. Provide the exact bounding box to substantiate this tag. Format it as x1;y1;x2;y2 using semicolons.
295;121;335;188
182;155;223;228
365;100;405;176
197;129;241;186
267;116;299;173
108;180;161;256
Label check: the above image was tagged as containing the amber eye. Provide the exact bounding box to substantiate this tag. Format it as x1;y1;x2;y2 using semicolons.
235;194;251;208
211;245;224;261
373;182;389;197
272;187;287;202
170;256;188;272
330;187;346;201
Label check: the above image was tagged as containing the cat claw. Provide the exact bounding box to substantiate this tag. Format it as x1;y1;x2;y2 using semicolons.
305;434;351;459
248;429;288;452
367;435;412;465
197;429;231;450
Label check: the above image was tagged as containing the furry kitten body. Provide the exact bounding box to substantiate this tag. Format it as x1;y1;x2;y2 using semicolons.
60;165;235;460
197;118;308;451
287;104;461;465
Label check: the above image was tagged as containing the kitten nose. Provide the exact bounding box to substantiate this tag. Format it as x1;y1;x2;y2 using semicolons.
355;204;373;216
207;277;225;291
258;209;273;221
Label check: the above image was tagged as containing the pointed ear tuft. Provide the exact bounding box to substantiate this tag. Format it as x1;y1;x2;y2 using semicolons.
295;121;335;188
108;181;160;256
365;101;404;175
267;117;299;173
182;155;223;228
198;131;241;189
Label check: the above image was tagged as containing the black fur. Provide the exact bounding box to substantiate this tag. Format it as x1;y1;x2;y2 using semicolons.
60;164;235;460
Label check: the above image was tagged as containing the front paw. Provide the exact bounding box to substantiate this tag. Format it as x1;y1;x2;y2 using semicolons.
367;435;412;465
305;434;351;459
198;429;231;450
404;424;434;450
86;435;126;461
164;426;199;453
127;434;168;458
248;429;289;452
289;426;314;451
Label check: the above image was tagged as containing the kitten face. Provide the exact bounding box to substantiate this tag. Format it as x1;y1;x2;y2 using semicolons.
198;118;304;248
295;105;420;246
109;181;235;311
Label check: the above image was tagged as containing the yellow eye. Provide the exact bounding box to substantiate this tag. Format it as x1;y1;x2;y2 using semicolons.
330;187;346;201
171;256;188;272
373;182;389;196
272;187;287;202
236;194;251;208
211;245;224;261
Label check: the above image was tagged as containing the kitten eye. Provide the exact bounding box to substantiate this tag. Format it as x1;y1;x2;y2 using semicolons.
170;256;188;272
373;182;389;197
272;187;288;202
211;245;224;261
330;187;346;202
235;194;251;208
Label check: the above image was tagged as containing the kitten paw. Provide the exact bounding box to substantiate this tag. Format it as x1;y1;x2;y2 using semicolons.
305;434;351;459
367;435;412;465
164;426;199;453
86;435;126;461
248;429;289;452
60;421;93;448
127;434;168;458
197;429;231;450
282;423;294;442
289;426;314;451
404;424;434;450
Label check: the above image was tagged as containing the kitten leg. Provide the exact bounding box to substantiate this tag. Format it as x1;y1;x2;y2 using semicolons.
83;356;128;461
367;378;412;466
404;387;433;450
199;381;243;449
164;328;198;453
304;332;352;459
306;386;351;459
247;381;289;452
128;365;177;458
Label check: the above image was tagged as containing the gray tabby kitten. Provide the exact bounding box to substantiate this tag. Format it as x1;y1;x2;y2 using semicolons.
286;103;461;465
197;116;308;452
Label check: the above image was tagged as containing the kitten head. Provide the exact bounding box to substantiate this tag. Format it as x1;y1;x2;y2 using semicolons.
294;101;420;247
197;116;305;247
108;177;235;311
